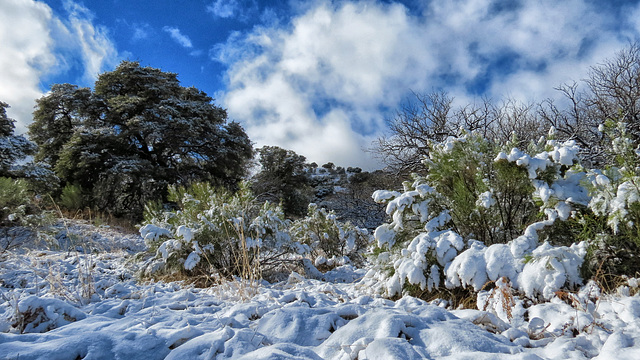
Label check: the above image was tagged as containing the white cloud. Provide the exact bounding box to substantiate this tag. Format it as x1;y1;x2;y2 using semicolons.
131;23;151;41
216;0;640;169
0;0;56;134
62;1;119;83
0;0;118;134
190;50;204;57
163;26;193;48
207;0;239;19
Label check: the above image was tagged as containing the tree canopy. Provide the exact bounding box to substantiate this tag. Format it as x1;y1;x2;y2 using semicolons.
0;102;35;178
30;61;253;218
251;146;312;217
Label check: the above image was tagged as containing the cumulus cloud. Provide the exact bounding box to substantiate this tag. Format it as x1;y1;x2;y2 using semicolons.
0;0;118;134
163;26;193;48
215;0;639;169
0;0;56;134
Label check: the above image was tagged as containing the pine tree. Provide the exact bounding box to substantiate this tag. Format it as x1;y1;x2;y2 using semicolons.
30;61;253;218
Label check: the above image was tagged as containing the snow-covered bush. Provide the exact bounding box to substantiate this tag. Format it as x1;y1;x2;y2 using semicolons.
0;177;53;229
0;177;31;225
371;131;589;301
581;120;640;277
289;203;371;267
426;133;540;245
140;182;297;278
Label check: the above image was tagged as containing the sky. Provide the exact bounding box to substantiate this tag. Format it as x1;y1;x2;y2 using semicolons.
2;0;640;169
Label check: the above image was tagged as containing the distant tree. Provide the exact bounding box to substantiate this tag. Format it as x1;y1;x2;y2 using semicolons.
30;61;253;218
0;102;36;177
373;91;545;175
322;162;335;172
539;42;640;166
252;146;312;217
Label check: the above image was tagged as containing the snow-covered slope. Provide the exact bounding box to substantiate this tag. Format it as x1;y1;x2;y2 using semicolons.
2;220;640;359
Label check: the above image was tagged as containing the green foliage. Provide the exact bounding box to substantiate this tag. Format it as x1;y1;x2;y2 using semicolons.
422;133;537;245
580;120;640;277
30;61;253;220
141;181;373;280
0;177;53;230
0;177;31;224
141;182;294;278
251;146;312;217
371;130;590;299
290;203;370;265
29;84;90;168
60;184;84;211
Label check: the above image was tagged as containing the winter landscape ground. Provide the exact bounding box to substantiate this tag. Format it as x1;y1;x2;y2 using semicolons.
5;30;640;360
1;219;640;360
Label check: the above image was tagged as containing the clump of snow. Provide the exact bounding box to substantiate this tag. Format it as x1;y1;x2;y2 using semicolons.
518;242;586;300
477;191;496;208
13;296;87;333
140;223;172;243
371;189;401;203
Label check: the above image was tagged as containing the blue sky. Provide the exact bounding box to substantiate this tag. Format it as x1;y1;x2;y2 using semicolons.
2;0;640;169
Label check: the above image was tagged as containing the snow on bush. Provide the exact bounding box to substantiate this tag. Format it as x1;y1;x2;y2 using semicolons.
579;120;640;276
140;182;371;279
140;182;298;277
370;131;591;300
290;203;371;266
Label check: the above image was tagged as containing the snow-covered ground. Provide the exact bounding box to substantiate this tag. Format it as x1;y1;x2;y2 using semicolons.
2;220;640;359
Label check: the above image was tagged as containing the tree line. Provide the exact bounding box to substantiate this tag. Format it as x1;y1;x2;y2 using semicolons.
1;61;385;225
3;43;640;227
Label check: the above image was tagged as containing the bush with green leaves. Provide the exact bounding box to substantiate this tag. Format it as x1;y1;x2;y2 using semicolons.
290;203;371;266
1;177;55;253
30;62;253;220
59;184;84;211
0;177;32;225
425;133;541;245
369;131;590;301
140;182;301;278
580;120;640;277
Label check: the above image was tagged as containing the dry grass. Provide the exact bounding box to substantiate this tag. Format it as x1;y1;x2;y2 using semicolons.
46;201;97;304
50;205;139;235
138;220;265;302
481;277;515;321
403;285;478;309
